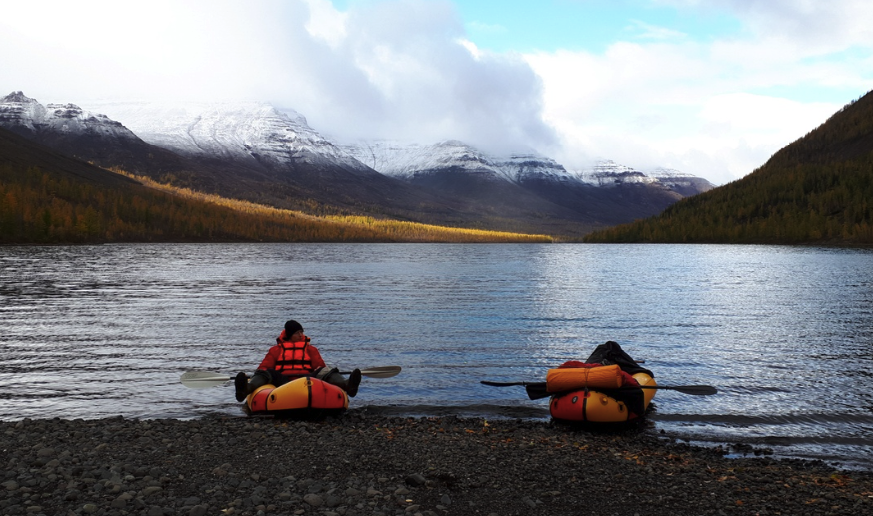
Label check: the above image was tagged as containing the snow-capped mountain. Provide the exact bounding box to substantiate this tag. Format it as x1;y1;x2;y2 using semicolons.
344;140;712;195
0;91;199;179
340;138;708;228
569;160;714;194
341;139;570;183
493;152;575;183
1;91;713;237
647;166;715;196
84;100;373;174
342;140;493;179
571;159;657;186
3;91;713;196
0;91;140;142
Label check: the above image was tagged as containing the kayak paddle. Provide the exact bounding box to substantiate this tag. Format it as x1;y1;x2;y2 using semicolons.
181;366;401;389
480;380;717;397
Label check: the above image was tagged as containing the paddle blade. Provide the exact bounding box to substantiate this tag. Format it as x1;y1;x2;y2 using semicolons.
480;381;526;387
479;380;551;400
358;366;401;378
524;382;550;400
180;371;232;389
643;384;717;396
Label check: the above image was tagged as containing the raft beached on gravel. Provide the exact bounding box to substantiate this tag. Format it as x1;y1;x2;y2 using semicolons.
545;365;657;423
244;376;348;418
180;366;401;419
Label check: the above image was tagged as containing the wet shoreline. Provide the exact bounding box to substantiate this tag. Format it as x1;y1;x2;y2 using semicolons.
2;412;872;516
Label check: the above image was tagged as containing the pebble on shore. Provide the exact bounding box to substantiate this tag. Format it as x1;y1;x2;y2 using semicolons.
1;411;871;516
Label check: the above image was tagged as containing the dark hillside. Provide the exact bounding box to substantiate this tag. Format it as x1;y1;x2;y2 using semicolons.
0;127;391;243
0;128;552;243
584;90;873;245
769;92;873;164
0;126;140;189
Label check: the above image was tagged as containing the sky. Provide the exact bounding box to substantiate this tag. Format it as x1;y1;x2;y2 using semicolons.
1;0;871;185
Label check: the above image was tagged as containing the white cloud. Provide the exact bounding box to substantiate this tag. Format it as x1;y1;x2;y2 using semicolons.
709;0;873;51
289;0;557;150
0;0;555;154
525;0;872;185
1;0;870;186
303;0;349;47
528;40;848;184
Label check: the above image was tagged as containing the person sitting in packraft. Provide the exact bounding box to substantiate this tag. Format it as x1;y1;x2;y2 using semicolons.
234;320;362;402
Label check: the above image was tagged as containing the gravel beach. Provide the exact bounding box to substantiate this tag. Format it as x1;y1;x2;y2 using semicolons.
2;411;871;516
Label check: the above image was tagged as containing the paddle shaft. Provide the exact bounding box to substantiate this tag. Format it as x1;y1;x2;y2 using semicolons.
181;366;401;389
479;380;717;396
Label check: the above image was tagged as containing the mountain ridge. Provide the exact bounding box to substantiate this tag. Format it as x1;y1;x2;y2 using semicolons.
0;125;552;243
2;91;713;237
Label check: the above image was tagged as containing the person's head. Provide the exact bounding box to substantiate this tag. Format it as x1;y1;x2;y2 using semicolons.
284;319;304;340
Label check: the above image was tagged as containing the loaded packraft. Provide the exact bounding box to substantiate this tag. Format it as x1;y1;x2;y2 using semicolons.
482;342;658;424
547;368;656;423
546;342;657;423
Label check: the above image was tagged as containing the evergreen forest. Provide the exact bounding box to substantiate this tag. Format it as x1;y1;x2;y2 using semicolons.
0;129;551;244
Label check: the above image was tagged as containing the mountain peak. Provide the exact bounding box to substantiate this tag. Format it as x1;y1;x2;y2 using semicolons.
569;160;653;186
2;91;37;104
0;93;138;140
79;99;371;172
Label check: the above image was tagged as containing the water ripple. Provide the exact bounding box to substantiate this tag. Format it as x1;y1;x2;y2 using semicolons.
1;243;872;470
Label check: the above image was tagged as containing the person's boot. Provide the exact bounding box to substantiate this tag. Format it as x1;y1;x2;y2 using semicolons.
346;369;362;398
246;371;270;395
234;372;248;402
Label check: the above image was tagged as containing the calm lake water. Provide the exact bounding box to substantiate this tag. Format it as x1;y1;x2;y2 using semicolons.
1;243;872;470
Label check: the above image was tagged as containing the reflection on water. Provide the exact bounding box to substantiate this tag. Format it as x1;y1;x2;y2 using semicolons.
1;243;872;469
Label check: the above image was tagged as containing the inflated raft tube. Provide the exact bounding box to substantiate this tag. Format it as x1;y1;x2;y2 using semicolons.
245;377;348;418
548;372;657;423
546;364;624;392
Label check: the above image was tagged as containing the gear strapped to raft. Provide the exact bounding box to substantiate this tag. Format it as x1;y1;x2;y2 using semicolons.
523;341;654;417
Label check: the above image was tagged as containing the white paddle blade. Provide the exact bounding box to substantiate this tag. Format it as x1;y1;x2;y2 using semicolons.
180;371;233;389
359;366;401;378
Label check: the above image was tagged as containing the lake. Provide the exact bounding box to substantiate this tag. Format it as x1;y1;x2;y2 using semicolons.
1;243;871;470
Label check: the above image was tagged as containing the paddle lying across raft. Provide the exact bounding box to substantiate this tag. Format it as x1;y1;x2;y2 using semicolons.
224;318;405;418
180;366;401;418
180;332;714;422
181;314;406;419
481;341;716;423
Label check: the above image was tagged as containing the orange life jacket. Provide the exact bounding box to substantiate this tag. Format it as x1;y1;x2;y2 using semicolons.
275;338;315;376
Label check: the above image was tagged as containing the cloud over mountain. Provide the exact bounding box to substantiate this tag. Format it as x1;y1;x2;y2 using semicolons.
1;0;870;187
0;0;555;156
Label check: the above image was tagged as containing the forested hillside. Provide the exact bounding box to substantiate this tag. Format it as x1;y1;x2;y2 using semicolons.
584;90;873;245
0;128;551;244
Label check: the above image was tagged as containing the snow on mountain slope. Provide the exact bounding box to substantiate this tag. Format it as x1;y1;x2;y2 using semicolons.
342;141;705;193
83;101;371;172
342;139;574;184
570;160;657;186
0;91;140;141
0;92;46;130
567;160;714;193
648;167;715;193
4;91;713;197
342;140;503;180
492;152;575;183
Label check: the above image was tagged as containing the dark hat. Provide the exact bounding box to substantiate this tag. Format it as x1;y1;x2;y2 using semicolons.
284;320;303;334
